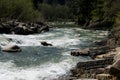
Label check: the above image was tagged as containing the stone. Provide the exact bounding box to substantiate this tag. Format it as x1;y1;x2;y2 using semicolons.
41;42;53;46
71;48;90;56
38;25;49;33
76;58;113;70
2;45;21;52
96;74;114;80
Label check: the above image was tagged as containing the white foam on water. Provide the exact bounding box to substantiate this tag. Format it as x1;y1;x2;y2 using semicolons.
0;28;81;48
0;56;79;80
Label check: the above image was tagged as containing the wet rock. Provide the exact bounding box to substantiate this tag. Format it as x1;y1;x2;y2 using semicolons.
38;25;49;33
2;45;21;52
11;24;34;35
71;48;90;56
41;42;53;46
94;40;107;46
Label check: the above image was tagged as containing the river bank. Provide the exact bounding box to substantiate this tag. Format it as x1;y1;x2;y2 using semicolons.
0;21;50;35
68;24;120;80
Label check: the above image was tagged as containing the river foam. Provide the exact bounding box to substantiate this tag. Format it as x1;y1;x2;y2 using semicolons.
0;28;108;80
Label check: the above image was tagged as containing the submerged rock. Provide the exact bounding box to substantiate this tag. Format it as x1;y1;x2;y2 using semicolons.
2;45;21;52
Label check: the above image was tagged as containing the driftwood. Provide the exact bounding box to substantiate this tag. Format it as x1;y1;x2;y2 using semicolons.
77;58;113;70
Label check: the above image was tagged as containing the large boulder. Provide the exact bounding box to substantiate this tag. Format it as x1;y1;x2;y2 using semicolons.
2;45;21;52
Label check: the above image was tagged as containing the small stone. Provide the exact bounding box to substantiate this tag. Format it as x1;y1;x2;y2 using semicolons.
2;45;21;52
41;42;53;46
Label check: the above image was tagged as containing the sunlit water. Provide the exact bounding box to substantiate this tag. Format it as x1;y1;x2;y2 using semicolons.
0;28;108;80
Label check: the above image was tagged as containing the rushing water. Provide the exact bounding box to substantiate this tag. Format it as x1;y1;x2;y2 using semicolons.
0;28;108;80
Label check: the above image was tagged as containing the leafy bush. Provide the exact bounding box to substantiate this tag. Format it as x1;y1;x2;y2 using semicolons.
0;0;42;22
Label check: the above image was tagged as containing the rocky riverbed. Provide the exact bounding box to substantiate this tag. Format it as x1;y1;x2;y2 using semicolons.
69;29;120;80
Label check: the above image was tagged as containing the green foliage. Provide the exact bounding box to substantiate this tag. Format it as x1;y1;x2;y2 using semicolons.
67;0;120;27
0;0;42;22
38;2;71;21
0;0;120;25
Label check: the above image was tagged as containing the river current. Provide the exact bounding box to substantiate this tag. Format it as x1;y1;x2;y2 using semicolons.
0;28;108;80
